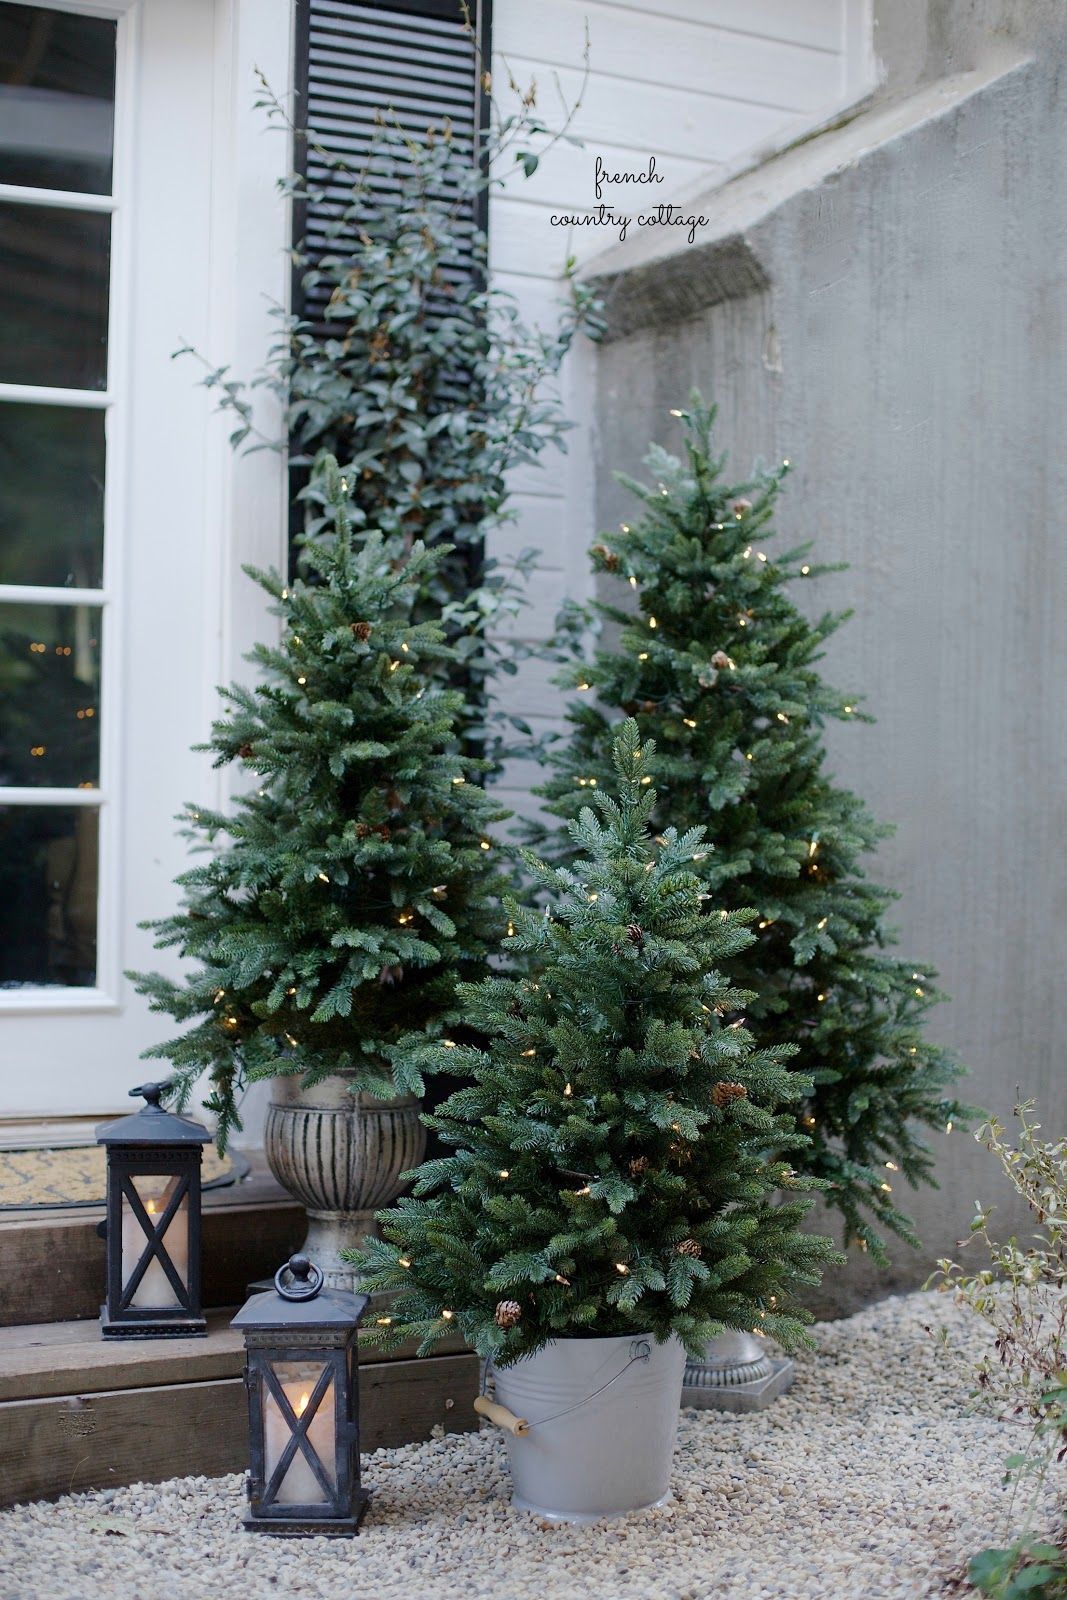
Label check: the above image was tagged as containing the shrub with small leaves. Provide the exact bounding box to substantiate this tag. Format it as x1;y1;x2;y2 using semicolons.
931;1102;1067;1597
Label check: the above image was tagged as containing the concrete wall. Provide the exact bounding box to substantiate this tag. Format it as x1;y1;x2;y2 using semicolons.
585;14;1067;1308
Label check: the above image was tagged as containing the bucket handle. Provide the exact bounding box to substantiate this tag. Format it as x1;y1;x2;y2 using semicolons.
477;1339;652;1438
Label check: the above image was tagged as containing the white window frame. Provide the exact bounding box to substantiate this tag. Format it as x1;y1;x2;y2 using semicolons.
0;0;138;1014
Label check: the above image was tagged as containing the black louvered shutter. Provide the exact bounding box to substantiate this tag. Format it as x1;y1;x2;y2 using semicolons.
292;0;491;331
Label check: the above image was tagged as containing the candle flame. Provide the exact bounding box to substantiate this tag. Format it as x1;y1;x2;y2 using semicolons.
297;1392;310;1417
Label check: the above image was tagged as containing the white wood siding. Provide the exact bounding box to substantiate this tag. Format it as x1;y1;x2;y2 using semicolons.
487;0;873;814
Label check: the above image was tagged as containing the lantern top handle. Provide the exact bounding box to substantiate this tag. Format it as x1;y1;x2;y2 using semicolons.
275;1255;325;1302
95;1080;212;1146
131;1079;170;1106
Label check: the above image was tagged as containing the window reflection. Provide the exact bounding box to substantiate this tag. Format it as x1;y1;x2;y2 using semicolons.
0;602;101;788
0;6;116;196
0;203;111;389
0;404;105;587
0;804;97;987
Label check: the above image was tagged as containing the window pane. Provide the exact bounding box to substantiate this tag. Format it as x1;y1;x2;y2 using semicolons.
262;1360;337;1505
0;602;101;787
0;804;97;987
0;203;110;389
0;404;105;587
0;5;116;195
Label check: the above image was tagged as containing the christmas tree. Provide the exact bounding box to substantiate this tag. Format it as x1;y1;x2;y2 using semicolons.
532;399;972;1260
353;719;838;1363
131;459;508;1149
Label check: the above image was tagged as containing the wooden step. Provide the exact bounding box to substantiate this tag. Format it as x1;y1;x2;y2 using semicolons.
0;1156;305;1328
0;1312;479;1507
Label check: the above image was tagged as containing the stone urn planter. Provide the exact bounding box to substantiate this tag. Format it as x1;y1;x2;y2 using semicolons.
264;1074;426;1290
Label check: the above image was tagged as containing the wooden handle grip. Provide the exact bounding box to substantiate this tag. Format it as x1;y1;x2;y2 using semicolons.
473;1395;530;1436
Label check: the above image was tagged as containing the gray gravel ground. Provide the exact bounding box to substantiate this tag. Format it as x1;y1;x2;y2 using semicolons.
0;1291;1061;1600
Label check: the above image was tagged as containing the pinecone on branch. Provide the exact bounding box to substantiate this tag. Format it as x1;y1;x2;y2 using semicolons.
351;620;372;641
713;1081;748;1108
628;1155;649;1178
494;1299;522;1330
675;1237;703;1258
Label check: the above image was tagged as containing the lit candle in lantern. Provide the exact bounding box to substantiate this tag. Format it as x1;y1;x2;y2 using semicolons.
263;1369;337;1504
120;1178;189;1308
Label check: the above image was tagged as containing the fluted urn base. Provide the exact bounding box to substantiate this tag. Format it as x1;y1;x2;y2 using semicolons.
264;1074;426;1291
682;1330;794;1413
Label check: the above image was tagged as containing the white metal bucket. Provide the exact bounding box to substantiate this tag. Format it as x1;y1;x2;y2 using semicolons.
489;1332;686;1523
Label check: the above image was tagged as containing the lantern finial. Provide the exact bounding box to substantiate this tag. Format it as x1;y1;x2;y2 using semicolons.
130;1080;169;1106
275;1255;324;1302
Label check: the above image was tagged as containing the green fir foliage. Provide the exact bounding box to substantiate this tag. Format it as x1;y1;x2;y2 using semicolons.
130;460;509;1149
352;720;839;1364
531;397;974;1261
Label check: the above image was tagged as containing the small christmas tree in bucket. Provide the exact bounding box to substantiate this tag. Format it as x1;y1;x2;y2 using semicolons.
354;720;838;1521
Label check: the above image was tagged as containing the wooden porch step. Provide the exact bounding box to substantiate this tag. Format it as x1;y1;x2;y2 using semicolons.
0;1313;478;1507
0;1156;305;1328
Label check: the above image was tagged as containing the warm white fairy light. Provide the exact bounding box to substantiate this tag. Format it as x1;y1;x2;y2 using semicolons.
638;651;649;661
563;1082;573;1096
498;1169;510;1179
317;871;330;883
480;839;492;851
800;565;810;575
401;642;410;653
776;713;790;724
648;617;658;629
297;675;307;685
442;1039;457;1049
399;1257;412;1269
615;1263;630;1275
885;1161;899;1171
388;660;400;672
683;717;697;729
629;576;638;588
376;1316;392;1326
521;1048;537;1058
757;552;768;563
817;917;828;930
577;681;591;691
441;1309;455;1321
452;775;465;785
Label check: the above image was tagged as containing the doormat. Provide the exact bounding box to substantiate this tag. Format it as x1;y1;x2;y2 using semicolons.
0;1145;245;1210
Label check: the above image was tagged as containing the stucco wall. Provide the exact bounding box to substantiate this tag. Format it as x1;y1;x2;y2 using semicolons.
586;24;1067;1309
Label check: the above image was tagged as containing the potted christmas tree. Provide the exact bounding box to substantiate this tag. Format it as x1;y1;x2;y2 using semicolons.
131;460;508;1285
354;720;837;1521
534;398;972;1261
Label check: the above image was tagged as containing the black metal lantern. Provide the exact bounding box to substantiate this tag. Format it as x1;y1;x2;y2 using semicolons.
95;1080;210;1338
232;1256;368;1536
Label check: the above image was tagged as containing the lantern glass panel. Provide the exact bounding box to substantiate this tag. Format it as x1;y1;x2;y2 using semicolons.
121;1173;189;1308
262;1360;337;1505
